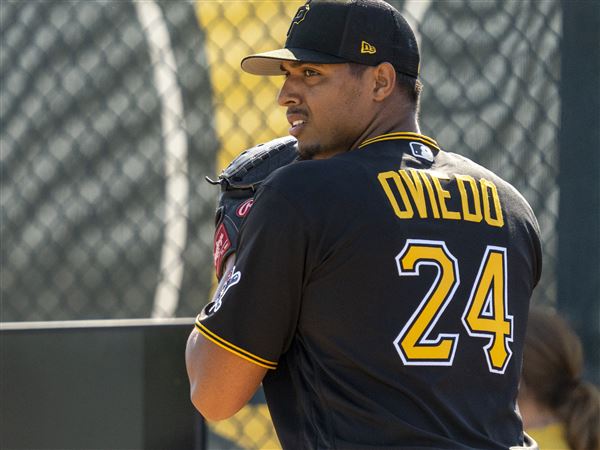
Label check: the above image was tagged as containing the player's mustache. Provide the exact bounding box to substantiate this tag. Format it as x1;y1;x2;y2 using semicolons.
286;107;309;119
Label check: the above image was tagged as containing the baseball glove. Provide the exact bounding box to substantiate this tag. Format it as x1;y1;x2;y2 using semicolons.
207;136;298;279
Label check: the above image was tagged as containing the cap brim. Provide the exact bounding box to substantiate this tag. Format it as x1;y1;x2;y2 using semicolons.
241;48;348;76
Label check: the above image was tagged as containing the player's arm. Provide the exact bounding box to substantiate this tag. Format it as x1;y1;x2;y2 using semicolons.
185;256;267;421
186;137;298;420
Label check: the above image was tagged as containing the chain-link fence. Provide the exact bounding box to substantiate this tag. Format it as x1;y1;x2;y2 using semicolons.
2;0;219;321
1;0;565;448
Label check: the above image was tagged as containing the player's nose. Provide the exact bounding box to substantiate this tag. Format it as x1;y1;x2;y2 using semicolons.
277;78;301;107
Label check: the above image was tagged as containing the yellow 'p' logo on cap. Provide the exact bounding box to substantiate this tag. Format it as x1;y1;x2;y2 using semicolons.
361;41;376;54
287;3;311;36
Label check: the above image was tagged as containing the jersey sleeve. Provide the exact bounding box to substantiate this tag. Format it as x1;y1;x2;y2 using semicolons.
195;184;307;370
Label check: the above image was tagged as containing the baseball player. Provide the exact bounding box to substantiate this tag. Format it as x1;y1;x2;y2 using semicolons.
186;1;542;449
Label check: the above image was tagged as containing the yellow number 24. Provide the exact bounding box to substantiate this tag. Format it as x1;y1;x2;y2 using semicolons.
394;239;513;374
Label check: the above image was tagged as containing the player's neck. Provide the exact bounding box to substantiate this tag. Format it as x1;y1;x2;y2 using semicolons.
345;101;420;153
358;112;421;146
391;115;420;134
374;96;420;135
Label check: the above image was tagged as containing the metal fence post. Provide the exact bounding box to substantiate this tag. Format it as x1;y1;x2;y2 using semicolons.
558;0;600;385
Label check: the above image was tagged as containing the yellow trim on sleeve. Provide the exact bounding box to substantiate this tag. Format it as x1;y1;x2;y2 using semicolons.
359;132;441;151
195;320;278;370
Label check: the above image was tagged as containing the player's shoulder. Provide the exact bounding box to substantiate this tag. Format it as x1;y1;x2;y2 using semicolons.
263;156;360;196
441;151;538;220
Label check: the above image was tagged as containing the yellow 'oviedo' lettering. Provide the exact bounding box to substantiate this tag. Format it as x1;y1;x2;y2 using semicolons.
399;169;428;217
377;171;413;219
377;170;504;228
431;174;461;220
456;174;483;223
480;179;504;228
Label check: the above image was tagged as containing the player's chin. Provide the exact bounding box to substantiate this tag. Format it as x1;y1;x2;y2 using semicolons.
297;141;322;161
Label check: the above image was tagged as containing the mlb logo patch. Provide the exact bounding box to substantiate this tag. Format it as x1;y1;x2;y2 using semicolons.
409;141;434;163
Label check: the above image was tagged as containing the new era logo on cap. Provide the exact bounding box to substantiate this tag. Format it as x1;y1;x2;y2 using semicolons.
241;0;420;78
361;41;376;54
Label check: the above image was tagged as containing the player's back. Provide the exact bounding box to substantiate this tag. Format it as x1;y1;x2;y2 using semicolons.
262;133;541;449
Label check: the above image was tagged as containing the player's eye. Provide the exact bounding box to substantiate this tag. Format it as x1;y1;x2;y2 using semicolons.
303;69;319;77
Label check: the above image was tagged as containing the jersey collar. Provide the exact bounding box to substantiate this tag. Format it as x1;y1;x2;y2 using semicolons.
358;132;441;152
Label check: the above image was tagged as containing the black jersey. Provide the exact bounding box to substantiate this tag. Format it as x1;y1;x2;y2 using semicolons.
197;132;542;449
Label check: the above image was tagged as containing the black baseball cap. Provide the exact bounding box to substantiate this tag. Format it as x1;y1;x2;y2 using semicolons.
241;0;420;78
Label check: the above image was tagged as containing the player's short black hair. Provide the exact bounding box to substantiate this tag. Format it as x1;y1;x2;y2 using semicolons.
396;72;423;106
348;62;422;113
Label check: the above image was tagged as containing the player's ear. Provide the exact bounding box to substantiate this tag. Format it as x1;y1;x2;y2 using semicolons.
372;62;396;102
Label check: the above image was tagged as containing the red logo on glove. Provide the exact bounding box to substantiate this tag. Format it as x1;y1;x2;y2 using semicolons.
214;223;231;279
236;198;255;217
